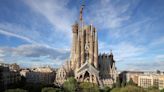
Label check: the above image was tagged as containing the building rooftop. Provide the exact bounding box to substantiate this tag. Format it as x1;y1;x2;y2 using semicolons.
32;67;53;73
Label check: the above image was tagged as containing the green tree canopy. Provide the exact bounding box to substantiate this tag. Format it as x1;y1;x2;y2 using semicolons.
110;88;121;92
63;77;77;92
115;77;121;88
120;85;144;92
160;89;164;92
127;78;136;86
102;86;111;92
79;82;100;92
145;86;160;92
5;88;27;92
41;87;63;92
121;78;126;87
111;85;161;92
111;85;143;92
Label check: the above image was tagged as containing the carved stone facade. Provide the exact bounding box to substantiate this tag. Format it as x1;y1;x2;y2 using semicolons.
55;5;117;87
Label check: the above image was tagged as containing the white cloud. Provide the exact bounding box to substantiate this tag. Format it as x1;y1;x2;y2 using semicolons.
110;18;151;39
156;54;164;59
0;54;3;57
113;42;145;60
87;0;138;29
126;60;164;71
0;28;36;44
0;0;163;71
155;54;164;64
0;0;74;67
0;22;68;49
0;49;4;57
0;59;4;63
24;0;77;36
117;53;164;71
0;48;5;62
0;44;70;67
0;49;5;63
99;41;146;62
150;37;164;46
17;57;66;68
3;44;70;59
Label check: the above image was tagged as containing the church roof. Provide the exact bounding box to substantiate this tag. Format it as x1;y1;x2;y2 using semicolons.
75;62;99;77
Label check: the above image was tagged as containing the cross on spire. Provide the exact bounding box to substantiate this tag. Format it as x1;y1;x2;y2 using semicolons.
110;49;113;54
110;49;112;53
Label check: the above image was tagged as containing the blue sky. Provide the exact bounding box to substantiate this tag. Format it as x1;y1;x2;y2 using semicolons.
0;0;164;71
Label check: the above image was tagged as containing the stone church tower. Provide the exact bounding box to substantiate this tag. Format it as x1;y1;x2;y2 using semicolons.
55;4;117;87
70;21;98;70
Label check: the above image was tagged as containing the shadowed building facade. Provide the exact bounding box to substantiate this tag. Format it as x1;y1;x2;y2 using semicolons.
55;4;117;87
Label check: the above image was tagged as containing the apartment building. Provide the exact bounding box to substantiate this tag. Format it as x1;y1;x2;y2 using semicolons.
0;63;21;91
138;74;164;89
22;67;55;84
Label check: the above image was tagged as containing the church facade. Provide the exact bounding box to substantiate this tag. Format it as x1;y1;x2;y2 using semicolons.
55;5;117;87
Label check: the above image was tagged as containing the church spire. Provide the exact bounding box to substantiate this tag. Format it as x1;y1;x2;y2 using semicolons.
79;1;85;22
79;0;85;28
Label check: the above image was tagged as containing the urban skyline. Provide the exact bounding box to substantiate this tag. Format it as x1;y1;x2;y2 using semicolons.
0;0;164;71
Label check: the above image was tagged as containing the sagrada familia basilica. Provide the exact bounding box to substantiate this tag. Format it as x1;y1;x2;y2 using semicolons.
55;4;117;87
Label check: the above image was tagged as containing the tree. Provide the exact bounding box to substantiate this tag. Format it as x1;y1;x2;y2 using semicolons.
111;85;145;92
79;82;100;92
20;76;26;87
127;78;136;86
160;89;164;92
42;87;63;92
121;79;126;87
145;86;160;92
63;77;77;92
110;88;121;92
121;85;145;92
5;88;27;92
102;86;111;92
115;77;121;88
157;70;161;74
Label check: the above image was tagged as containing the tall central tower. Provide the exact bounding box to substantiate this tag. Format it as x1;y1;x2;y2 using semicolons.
70;4;98;70
56;1;117;86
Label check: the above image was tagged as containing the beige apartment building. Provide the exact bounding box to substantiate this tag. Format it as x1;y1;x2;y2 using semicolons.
158;75;164;90
120;71;164;90
22;67;55;84
138;74;164;89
